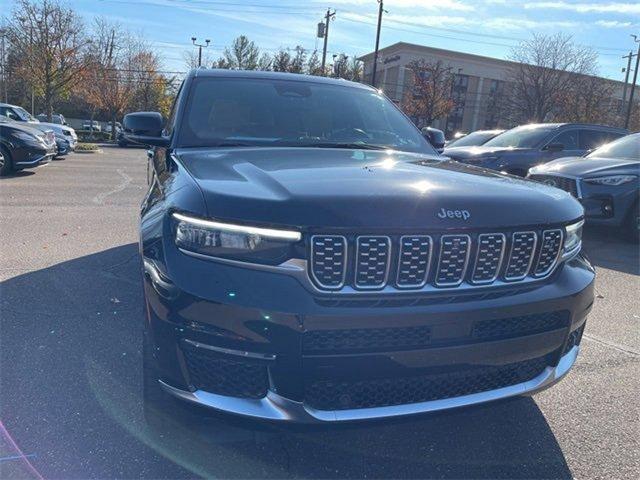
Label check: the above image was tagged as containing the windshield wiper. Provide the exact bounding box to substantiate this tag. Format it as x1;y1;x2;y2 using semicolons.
294;142;389;150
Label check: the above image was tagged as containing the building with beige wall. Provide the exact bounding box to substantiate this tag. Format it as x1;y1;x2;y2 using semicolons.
359;42;628;137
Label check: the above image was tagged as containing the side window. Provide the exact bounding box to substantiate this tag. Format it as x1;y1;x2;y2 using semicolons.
550;130;579;150
164;82;184;137
0;107;19;121
580;130;615;150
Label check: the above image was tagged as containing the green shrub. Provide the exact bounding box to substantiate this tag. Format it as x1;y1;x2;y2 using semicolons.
76;130;113;142
76;143;101;152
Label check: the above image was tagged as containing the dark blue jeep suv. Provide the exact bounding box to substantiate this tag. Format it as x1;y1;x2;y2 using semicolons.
127;69;594;423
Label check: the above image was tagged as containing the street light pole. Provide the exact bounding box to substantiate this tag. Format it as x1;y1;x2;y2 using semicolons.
191;37;210;67
624;35;640;130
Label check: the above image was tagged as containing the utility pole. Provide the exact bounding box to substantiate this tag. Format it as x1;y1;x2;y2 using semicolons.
621;51;636;106
191;37;210;67
320;8;335;74
371;0;385;88
0;30;6;103
625;35;640;130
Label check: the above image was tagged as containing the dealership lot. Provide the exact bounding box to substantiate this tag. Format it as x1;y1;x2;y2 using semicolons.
0;147;638;479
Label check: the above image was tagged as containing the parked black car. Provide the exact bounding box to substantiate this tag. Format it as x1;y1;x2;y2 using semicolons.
0;115;56;176
127;69;593;423
444;129;505;149
529;133;639;240
445;123;627;176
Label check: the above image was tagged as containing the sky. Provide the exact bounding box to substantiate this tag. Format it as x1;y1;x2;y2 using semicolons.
2;0;640;80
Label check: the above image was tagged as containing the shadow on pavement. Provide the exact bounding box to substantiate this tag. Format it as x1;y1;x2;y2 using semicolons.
582;226;639;276
0;244;572;479
0;170;36;180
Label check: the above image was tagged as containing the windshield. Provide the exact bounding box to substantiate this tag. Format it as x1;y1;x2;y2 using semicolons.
588;134;640;161
15;106;38;122
483;125;556;149
178;77;434;154
448;131;501;147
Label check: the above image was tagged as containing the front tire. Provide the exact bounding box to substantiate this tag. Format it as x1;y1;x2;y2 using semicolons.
0;145;14;176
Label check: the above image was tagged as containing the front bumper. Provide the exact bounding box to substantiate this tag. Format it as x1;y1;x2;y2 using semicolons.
159;345;581;422
144;251;594;422
528;173;638;227
14;146;56;168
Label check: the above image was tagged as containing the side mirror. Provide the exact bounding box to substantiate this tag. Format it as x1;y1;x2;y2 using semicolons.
544;143;564;152
421;127;446;152
123;112;169;147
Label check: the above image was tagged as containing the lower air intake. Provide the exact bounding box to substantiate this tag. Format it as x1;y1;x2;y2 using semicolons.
182;343;268;399
305;356;550;410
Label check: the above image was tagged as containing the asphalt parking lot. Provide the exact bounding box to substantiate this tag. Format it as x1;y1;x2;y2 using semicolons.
0;147;638;479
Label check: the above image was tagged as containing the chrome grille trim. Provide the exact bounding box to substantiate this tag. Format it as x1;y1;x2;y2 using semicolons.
354;236;392;289
435;235;471;287
396;235;433;288
310;235;348;290
471;233;506;285
504;232;538;281
533;229;563;277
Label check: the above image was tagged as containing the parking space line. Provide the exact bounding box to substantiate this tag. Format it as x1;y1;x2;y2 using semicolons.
583;334;640;357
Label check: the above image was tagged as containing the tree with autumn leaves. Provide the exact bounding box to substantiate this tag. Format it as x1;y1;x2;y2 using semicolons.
401;59;455;128
5;0;175;135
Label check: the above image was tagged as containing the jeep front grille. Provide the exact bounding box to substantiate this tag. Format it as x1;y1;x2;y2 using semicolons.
309;228;565;292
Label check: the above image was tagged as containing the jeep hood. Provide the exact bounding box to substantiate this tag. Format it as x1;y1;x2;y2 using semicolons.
533;155;640;177
176;147;582;229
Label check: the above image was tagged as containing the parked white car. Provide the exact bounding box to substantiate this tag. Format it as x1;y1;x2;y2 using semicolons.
82;120;102;132
0;103;78;155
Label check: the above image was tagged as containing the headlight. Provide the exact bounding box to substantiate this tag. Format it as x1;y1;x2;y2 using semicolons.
562;220;584;260
583;175;637;186
13;131;45;147
173;212;301;265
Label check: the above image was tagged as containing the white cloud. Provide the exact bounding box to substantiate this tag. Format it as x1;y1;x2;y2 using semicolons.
525;2;640;15
343;11;472;27
318;0;474;12
343;11;582;31
482;18;580;30
595;20;635;28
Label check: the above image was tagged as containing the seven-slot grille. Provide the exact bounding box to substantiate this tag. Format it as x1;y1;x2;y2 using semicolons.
309;229;564;291
355;236;391;288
